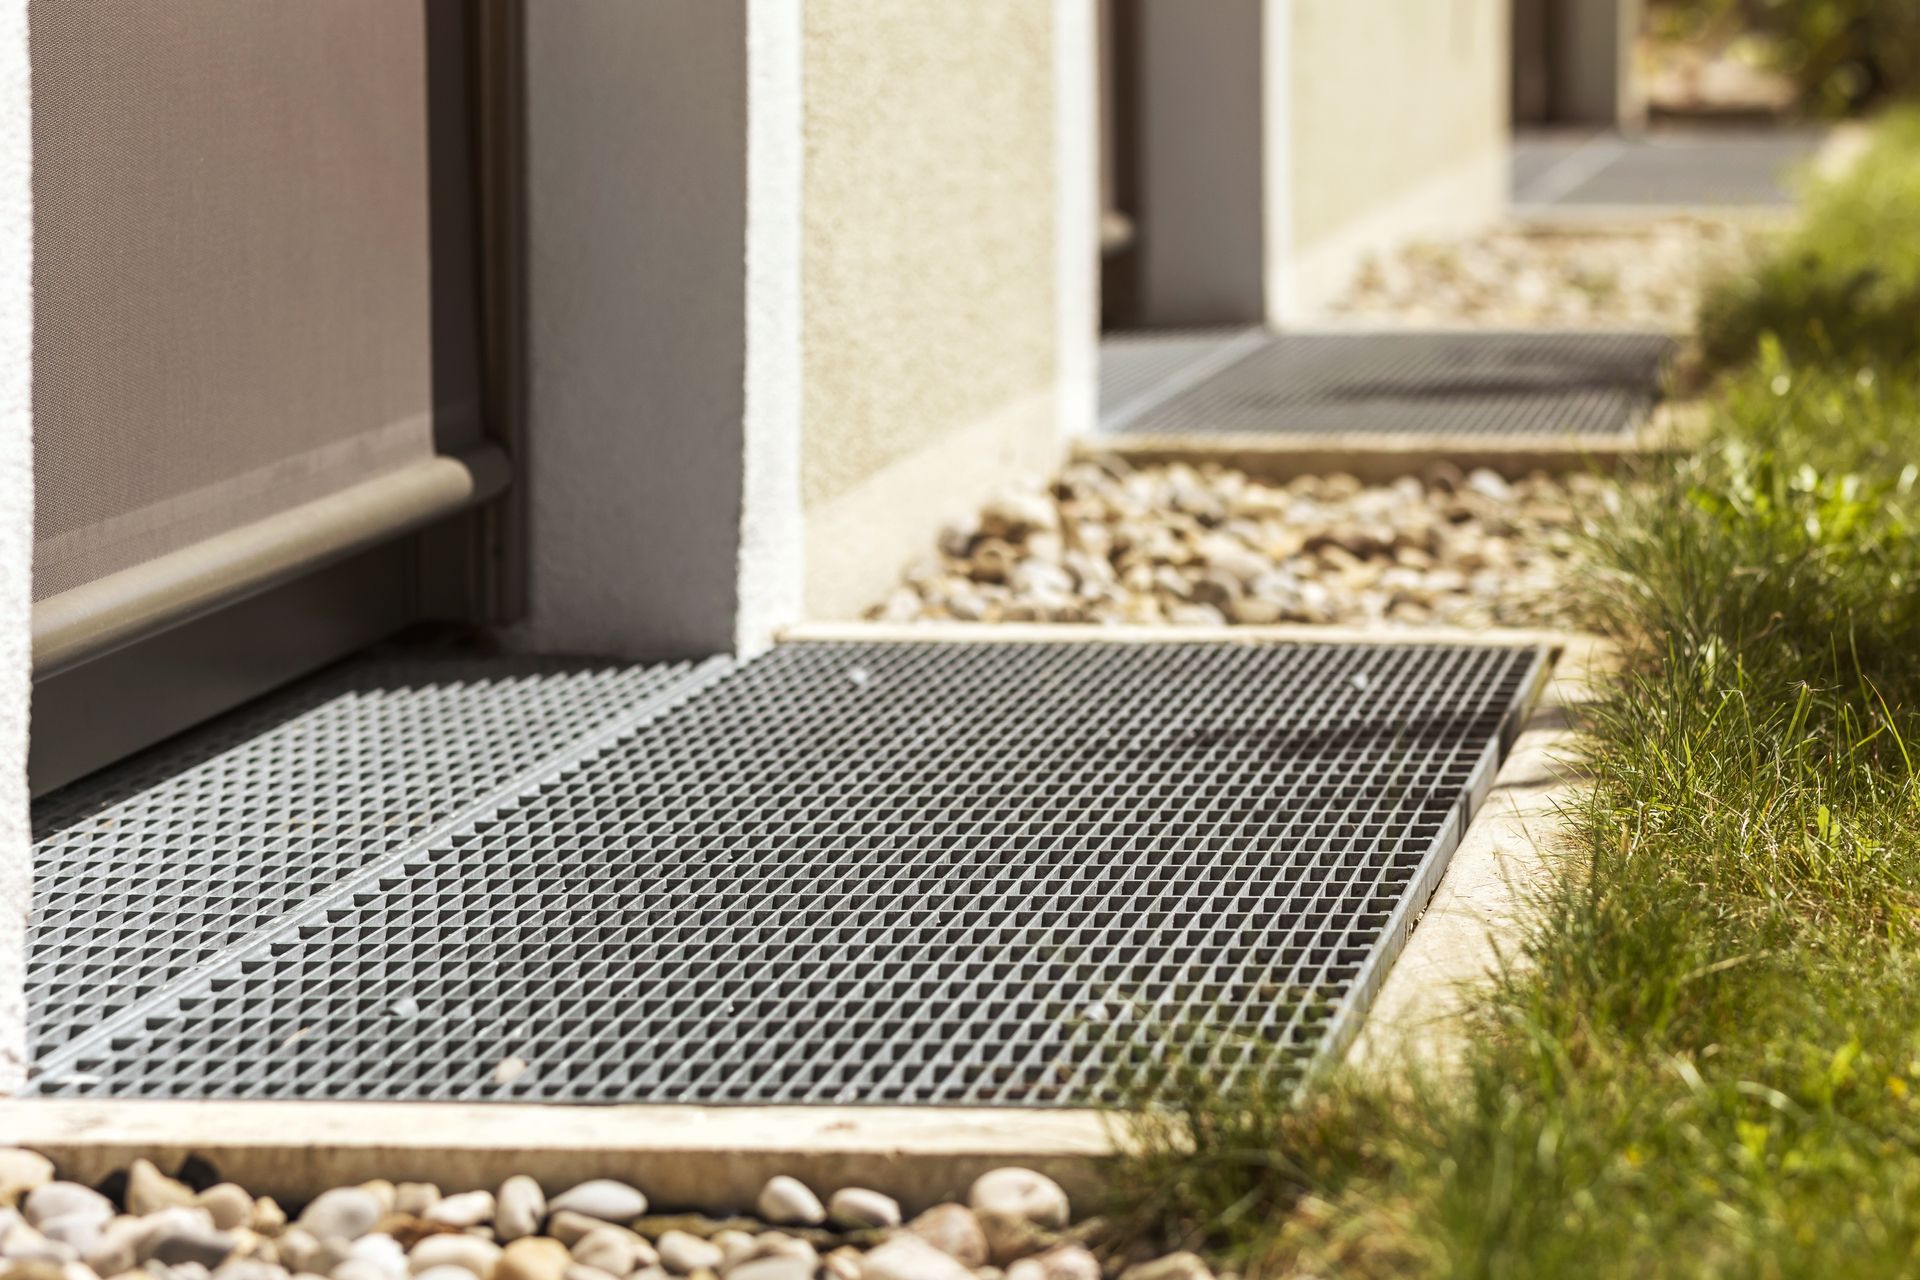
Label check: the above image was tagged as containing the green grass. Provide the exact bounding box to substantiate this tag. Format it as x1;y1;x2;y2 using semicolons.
1104;122;1920;1279
1698;109;1920;373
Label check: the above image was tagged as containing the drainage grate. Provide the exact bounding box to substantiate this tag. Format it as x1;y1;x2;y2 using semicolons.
1099;328;1264;430
1106;329;1673;439
31;639;1541;1106
1513;129;1824;209
28;656;725;1056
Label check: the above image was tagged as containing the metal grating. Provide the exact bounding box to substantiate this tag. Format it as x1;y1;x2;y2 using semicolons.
1513;129;1824;209
1106;329;1673;439
1099;328;1264;430
28;656;725;1057
31;640;1542;1106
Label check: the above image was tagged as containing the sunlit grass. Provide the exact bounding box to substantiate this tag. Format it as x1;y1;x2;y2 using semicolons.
1103;118;1920;1277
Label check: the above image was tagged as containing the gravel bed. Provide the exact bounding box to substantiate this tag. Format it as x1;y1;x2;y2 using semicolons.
1330;216;1760;331
0;1150;1216;1280
870;456;1596;632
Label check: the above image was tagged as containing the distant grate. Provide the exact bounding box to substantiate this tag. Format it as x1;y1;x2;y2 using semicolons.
1513;129;1824;209
28;656;720;1056
32;639;1542;1106
1106;329;1673;438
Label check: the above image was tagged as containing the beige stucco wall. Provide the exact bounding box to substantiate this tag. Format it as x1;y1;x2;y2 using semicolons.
1274;0;1510;317
0;0;29;1093
800;1;1065;618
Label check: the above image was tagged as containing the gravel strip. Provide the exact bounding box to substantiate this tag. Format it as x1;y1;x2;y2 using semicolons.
1330;216;1761;331
0;1150;1216;1280
870;456;1596;632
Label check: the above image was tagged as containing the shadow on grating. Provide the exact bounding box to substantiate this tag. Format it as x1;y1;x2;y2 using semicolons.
30;640;1542;1107
1105;330;1675;439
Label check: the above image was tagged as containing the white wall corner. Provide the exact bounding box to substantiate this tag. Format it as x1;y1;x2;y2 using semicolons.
735;0;805;657
1259;0;1298;328
0;0;31;1095
1052;0;1098;441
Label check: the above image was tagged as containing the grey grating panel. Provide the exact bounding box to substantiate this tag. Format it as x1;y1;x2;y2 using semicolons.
1107;329;1674;438
28;656;719;1057
1099;328;1263;429
1513;129;1824;209
32;640;1542;1106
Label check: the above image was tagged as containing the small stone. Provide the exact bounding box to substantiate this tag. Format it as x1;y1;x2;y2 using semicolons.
546;1183;646;1226
249;1200;287;1237
750;1179;821;1229
723;1259;809;1280
128;1162;198;1218
41;1211;108;1254
391;1187;440;1221
975;1212;1054;1267
654;1231;721;1275
494;1178;545;1244
968;1170;1069;1231
820;1246;862;1280
858;1235;973;1280
297;1191;383;1243
83;1216;147;1276
343;1234;407;1279
1117;1252;1214;1280
824;1189;899;1231
271;1229;342;1276
25;1184;113;1230
194;1187;254;1234
411;1268;480;1280
1005;1245;1099;1280
356;1187;397;1218
979;491;1060;540
216;1262;289;1280
420;1194;492;1231
145;1225;237;1270
494;1238;571;1280
0;1150;56;1206
407;1233;500;1277
3;1219;75;1264
567;1225;645;1277
904;1205;986;1268
744;1235;813;1266
543;1213;606;1249
561;1266;617;1280
709;1232;756;1271
336;1263;400;1280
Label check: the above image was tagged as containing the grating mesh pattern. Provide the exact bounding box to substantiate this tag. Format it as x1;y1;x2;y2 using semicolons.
1513;129;1824;209
28;658;709;1056
1099;328;1262;429
34;640;1540;1106
1107;330;1673;438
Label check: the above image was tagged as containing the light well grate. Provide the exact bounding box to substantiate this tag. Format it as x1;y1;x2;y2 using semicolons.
31;640;1541;1106
1106;329;1673;439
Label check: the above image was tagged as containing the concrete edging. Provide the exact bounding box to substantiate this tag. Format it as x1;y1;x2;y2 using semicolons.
4;626;1599;1207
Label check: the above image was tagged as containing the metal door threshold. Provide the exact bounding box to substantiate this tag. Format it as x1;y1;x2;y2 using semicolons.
28;638;1545;1106
1102;329;1674;440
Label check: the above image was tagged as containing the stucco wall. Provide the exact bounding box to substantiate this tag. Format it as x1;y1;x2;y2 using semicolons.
519;1;805;660
1275;0;1509;317
0;0;29;1093
800;0;1064;618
